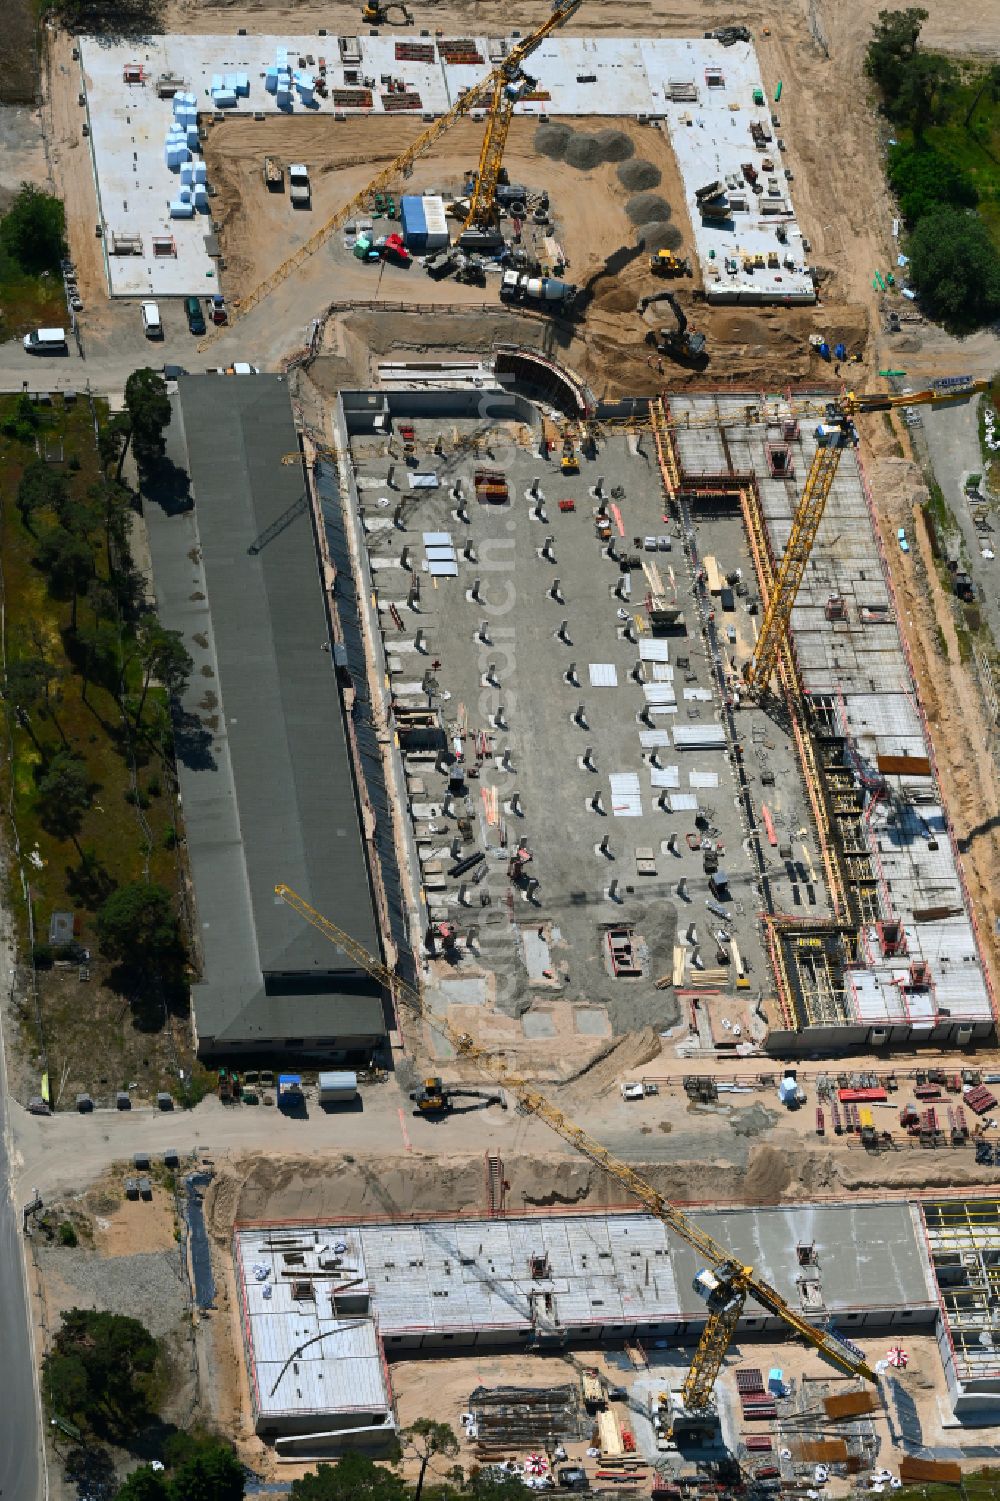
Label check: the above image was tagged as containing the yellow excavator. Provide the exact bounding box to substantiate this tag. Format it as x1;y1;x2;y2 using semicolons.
275;883;876;1416
411;1075;507;1114
361;1;413;23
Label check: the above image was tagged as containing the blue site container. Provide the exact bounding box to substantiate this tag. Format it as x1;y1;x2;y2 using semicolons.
400;194;428;254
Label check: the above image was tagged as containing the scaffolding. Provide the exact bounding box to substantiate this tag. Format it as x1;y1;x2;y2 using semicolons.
923;1198;1000;1383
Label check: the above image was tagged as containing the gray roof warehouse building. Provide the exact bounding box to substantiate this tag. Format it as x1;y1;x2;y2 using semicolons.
145;375;387;1060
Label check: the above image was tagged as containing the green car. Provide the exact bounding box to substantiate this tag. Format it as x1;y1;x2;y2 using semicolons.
184;295;206;335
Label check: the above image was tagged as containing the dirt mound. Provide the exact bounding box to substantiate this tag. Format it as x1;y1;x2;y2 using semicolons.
618;158;661;191
595;286;640;314
626;193;672;225
743;1144;792;1201
593;128;635;163
559;1025;662;1096
534;123;573;160
635;222;683;251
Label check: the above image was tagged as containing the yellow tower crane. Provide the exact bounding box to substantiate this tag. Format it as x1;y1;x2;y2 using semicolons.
460;0;584;242
199;0;584;349
743;380;989;692
274;882;876;1413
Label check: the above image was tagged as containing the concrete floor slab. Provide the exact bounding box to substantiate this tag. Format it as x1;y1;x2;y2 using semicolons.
79;32;812;300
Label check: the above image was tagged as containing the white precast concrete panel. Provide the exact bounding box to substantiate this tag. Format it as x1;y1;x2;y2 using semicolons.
81;33;814;299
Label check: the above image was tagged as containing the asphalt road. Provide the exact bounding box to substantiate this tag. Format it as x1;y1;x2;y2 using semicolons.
919;398;1000;641
0;980;43;1501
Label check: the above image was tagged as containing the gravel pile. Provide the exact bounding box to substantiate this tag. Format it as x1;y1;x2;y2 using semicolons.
534;123;572;160
541;126;639;171
563;133;604;169
42;1247;187;1337
617;158;661;191
626;192;672;225
635;221;684;251
593;127;635;162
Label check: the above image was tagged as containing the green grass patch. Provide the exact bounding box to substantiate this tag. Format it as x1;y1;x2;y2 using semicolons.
925;479;957;542
890;60;1000;252
0;240;65;343
0;394;192;1104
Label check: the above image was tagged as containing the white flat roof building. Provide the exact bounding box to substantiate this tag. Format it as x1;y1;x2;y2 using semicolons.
234;1202;937;1447
79;33;814;302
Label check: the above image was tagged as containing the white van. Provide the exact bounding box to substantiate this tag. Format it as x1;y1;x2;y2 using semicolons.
23;327;67;353
141;301;163;338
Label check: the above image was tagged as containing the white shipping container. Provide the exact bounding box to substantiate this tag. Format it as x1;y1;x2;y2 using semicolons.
318;1070;358;1103
422;195;450;250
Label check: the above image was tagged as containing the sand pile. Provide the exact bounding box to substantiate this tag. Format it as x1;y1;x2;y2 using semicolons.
636;222;684;251
618;158;661;191
626;192;672;225
534;123;572;160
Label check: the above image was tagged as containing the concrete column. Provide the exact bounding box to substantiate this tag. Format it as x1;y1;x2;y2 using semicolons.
464;540;477;562
599;834;612;857
614;576;628;601
400;545;412;571
470;577;483;602
686;922;698;944
549;578;564;603
458;883;470;906
667;832;679;854
510;790;523;816
565;663;579;685
485;662;499;687
501;745;514;771
414;628;427;654
478;620;491;644
583;746;596;771
492;704;507;730
574;703;589;729
591;789;604;813
677;877;689;901
557;620;571;644
392;502;404;528
608;877;621;902
542;535;555;561
386;464;397;490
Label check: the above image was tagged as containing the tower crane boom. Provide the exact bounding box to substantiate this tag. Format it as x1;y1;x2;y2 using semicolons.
275;882;876;1408
199;0;585;348
744;380;989;691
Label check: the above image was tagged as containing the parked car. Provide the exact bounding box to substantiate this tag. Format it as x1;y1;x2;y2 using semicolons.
897;527;909;553
141;301;163;338
184;295;206;335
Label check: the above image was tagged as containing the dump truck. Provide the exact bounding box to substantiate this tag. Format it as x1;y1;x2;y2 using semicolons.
288;163;311;207
263;155;284;191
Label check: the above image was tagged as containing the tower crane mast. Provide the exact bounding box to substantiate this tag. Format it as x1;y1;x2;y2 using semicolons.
461;0;584;240
743;380;988;692
199;0;584;348
275;883;876;1411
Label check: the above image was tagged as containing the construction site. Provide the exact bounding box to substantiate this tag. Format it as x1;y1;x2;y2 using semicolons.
20;0;1000;1497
